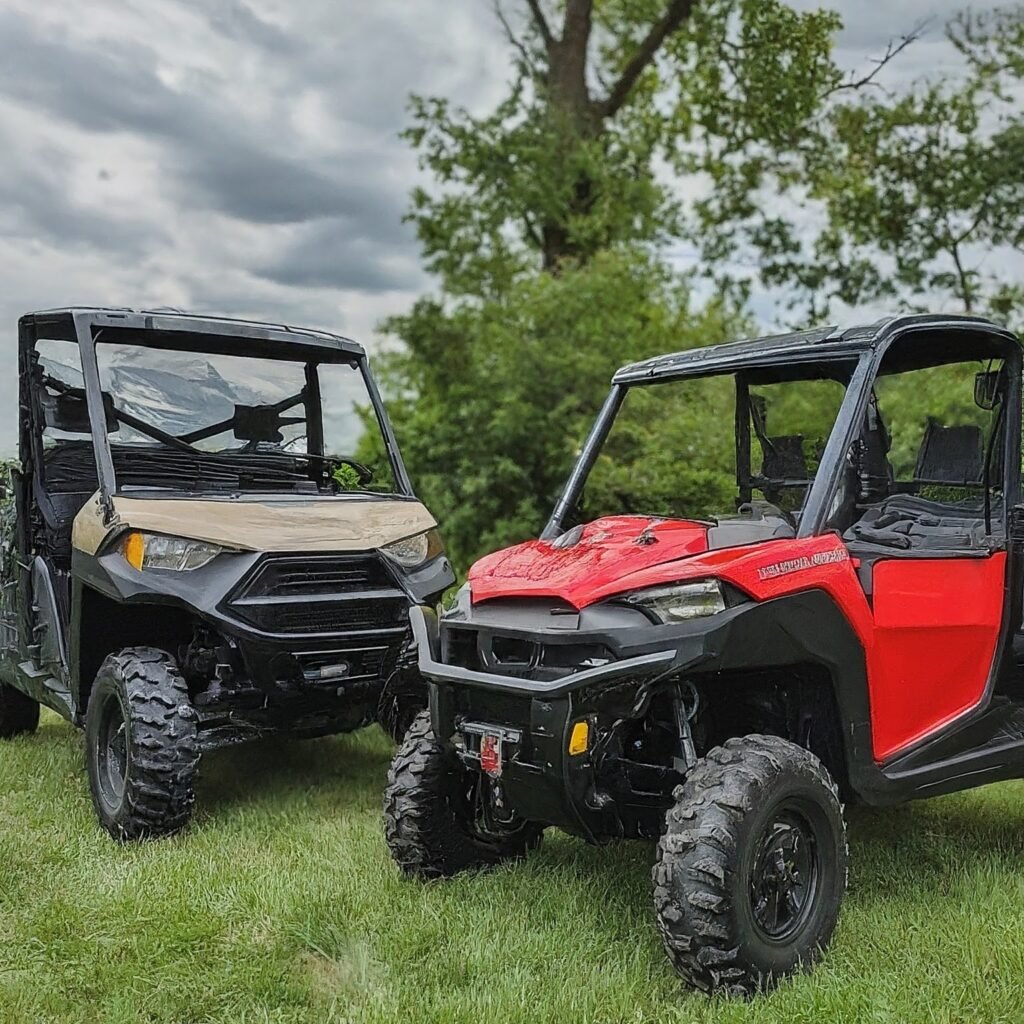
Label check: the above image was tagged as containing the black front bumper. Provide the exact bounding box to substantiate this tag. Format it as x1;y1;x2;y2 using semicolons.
79;548;454;734
411;605;684;840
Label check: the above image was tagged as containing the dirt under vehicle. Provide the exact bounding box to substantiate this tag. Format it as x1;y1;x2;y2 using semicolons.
0;308;453;840
385;313;1024;995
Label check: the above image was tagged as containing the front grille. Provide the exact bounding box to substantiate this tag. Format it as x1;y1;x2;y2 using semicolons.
238;598;409;635
239;555;392;598
225;555;409;637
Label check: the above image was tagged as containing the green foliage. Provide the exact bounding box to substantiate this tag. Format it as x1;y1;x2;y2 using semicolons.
404;1;845;282
331;463;364;491
704;5;1024;325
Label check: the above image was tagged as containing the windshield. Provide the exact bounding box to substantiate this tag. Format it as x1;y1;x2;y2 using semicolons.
35;338;399;495
575;362;856;527
97;345;310;450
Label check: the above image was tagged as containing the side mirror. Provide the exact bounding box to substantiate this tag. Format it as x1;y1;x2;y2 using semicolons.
975;370;1002;410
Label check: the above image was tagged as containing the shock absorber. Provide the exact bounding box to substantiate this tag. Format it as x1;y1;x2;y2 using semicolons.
672;680;700;774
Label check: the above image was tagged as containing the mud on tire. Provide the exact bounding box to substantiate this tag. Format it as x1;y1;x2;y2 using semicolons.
652;734;847;997
85;647;199;842
384;710;542;878
0;681;39;738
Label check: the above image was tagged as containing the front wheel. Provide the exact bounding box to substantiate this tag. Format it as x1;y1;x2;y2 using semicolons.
0;681;39;738
85;647;199;842
652;734;847;997
384;711;542;878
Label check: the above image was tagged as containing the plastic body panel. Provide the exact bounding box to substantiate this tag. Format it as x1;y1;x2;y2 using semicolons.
469;516;710;604
463;525;1010;767
869;554;1006;759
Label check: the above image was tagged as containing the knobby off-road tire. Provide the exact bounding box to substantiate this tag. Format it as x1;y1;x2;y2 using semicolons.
384;710;542;878
653;734;847;997
0;681;39;738
85;647;199;842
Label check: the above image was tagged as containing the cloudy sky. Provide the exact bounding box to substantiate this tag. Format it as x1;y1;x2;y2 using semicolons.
0;0;1002;452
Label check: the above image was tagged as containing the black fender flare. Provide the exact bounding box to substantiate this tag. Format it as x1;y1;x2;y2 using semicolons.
698;588;888;801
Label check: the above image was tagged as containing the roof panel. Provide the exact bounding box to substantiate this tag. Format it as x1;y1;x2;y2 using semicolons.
613;313;1014;384
19;306;363;357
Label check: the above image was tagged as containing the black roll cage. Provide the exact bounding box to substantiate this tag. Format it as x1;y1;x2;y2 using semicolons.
542;318;1023;541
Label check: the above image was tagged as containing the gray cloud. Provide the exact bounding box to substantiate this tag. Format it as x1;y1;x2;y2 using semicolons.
188;0;303;54
253;217;423;291
0;138;166;254
0;10;397;229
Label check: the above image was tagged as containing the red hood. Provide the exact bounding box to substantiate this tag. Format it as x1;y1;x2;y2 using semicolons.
468;516;710;609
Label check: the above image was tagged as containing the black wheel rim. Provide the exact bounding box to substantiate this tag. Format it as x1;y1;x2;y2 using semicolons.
95;693;128;811
749;803;820;943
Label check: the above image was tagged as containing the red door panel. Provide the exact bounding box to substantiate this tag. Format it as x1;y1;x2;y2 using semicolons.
869;554;1006;761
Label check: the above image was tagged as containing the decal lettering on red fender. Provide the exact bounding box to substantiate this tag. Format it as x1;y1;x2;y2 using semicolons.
756;547;849;581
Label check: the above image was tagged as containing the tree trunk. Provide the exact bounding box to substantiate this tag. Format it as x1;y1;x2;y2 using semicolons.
539;0;598;270
525;0;698;270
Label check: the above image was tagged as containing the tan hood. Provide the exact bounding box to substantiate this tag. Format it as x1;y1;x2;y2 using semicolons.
72;492;438;555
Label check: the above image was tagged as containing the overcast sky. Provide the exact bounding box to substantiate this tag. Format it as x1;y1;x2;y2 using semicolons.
0;0;1002;453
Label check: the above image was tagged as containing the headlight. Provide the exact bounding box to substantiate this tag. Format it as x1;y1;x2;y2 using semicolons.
380;528;445;568
624;580;726;623
121;531;227;572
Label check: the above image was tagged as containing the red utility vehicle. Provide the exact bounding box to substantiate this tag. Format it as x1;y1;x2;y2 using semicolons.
385;314;1024;995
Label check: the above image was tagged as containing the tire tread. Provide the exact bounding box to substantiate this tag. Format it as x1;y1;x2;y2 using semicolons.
383;710;540;878
652;733;848;997
86;647;198;841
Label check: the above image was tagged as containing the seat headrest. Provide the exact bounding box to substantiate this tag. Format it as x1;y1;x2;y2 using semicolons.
914;419;984;486
761;435;807;481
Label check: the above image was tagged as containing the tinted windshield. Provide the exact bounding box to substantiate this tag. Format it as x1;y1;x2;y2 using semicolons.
94;344;380;455
97;346;308;448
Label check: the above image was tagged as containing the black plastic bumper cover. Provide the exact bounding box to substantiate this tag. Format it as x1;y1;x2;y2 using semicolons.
409;604;678;697
410;604;681;839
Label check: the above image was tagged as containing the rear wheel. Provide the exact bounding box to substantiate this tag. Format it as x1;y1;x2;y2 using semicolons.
0;681;39;738
652;734;847;997
384;710;542;878
85;647;199;842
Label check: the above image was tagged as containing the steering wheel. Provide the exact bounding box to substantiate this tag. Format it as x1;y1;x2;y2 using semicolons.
738;500;798;532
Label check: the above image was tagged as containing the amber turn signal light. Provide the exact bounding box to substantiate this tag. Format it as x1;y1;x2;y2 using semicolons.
122;531;145;571
568;720;589;756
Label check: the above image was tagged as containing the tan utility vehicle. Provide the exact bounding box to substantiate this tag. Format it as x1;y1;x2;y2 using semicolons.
0;308;453;840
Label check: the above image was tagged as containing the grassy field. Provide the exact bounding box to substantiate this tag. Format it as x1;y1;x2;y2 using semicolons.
4;712;1024;1023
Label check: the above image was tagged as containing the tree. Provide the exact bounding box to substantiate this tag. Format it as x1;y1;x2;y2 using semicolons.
712;5;1024;325
406;0;853;294
380;1;877;569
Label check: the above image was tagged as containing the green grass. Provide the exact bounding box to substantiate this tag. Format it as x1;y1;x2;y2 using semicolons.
4;713;1024;1023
